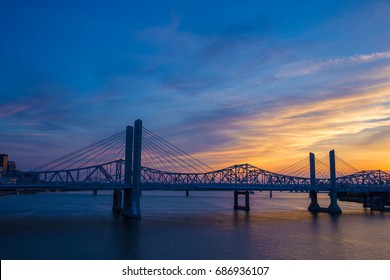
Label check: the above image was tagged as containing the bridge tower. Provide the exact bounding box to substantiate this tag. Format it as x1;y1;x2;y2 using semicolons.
121;119;142;218
308;152;320;211
308;150;342;214
328;150;342;213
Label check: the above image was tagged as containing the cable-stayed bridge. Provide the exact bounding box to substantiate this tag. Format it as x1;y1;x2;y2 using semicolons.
1;119;390;217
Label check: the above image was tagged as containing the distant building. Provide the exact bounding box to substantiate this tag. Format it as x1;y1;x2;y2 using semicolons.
8;161;17;171
0;154;8;173
0;154;18;174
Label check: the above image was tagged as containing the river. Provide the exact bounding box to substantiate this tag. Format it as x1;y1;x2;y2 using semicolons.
1;190;389;259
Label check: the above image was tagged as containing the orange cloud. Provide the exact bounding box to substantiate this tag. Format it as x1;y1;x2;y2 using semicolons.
193;76;390;173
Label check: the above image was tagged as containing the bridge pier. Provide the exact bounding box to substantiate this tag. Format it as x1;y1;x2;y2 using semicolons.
308;190;321;211
234;190;250;211
327;191;342;213
122;188;141;217
363;193;368;208
186;190;189;197
367;192;390;212
112;189;122;212
122;120;142;218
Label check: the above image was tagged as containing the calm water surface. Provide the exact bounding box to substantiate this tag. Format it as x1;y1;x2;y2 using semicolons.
1;191;389;259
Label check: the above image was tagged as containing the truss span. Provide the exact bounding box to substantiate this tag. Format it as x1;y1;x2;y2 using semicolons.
141;164;390;192
2;162;390;192
336;170;390;191
2;160;126;188
141;163;312;190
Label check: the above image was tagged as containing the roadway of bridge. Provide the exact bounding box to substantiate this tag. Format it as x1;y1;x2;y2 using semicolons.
1;183;389;193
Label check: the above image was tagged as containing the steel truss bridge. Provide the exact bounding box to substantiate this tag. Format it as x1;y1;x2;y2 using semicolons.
1;119;390;215
3;159;390;193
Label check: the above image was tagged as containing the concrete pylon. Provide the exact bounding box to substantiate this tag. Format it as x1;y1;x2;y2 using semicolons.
328;150;342;213
122;121;142;218
112;126;133;213
234;190;250;211
112;189;123;212
124;125;133;186
308;152;320;211
308;151;342;214
132;119;142;218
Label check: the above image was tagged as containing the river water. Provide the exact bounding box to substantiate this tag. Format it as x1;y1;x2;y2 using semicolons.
0;191;389;259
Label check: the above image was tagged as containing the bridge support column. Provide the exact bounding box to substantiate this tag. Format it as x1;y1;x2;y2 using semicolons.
112;189;122;212
369;192;390;212
186;190;189;197
328;150;342;213
234;190;250;211
308;191;320;211
308;153;321;212
122;120;142;218
363;193;368;208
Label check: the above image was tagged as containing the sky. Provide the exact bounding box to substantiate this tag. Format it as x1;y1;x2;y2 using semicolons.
1;0;390;172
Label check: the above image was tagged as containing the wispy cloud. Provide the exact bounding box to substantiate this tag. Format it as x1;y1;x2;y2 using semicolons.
0;104;30;117
276;51;390;79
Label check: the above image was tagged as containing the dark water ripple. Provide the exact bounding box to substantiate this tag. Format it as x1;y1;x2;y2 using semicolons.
1;191;389;259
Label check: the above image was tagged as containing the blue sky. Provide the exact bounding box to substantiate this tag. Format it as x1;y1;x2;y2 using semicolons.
1;0;390;171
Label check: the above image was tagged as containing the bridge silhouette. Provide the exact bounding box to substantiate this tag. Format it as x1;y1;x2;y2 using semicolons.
1;119;390;217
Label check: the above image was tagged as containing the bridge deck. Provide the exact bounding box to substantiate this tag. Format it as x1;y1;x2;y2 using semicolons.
1;183;389;193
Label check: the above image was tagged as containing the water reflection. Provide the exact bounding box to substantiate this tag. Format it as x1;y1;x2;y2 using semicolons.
1;191;390;259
